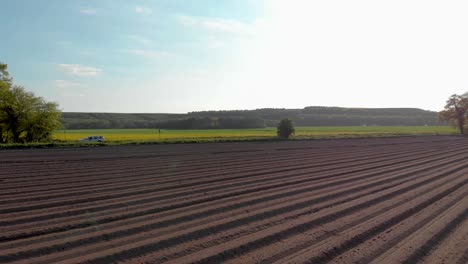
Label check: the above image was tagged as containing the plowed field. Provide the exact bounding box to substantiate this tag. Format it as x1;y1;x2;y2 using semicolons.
1;136;467;264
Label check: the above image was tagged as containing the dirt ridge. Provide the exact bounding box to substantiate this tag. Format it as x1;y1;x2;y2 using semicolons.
0;136;466;264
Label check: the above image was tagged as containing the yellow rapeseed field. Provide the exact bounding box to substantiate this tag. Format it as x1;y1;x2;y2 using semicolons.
53;126;456;142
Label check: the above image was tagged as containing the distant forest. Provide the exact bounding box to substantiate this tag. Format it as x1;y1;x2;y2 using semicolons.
61;107;445;129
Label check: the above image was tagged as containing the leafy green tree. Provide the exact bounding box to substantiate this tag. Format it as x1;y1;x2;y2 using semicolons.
0;63;12;143
277;118;295;139
0;63;62;143
439;94;468;135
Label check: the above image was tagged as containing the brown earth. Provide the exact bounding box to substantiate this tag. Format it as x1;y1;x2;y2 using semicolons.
0;136;467;264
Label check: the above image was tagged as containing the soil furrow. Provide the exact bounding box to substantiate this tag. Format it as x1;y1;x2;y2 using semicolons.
257;180;468;264
0;145;460;219
74;161;468;264
1;144;434;205
156;167;468;262
4;158;457;262
3;155;454;253
401;208;468;264
2;148;464;245
299;180;468;264
0;136;465;264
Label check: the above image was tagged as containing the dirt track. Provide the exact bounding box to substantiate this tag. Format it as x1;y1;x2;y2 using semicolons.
0;136;467;264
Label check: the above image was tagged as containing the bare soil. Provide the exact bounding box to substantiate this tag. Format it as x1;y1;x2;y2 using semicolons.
0;136;467;263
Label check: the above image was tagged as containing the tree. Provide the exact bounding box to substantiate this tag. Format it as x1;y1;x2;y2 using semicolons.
277;118;295;139
0;63;12;90
0;63;12;143
0;63;62;143
439;94;468;135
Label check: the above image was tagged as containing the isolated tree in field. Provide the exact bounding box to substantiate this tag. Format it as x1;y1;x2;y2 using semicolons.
0;63;62;143
277;118;295;139
439;94;468;135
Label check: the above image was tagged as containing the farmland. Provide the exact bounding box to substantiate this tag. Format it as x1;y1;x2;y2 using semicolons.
53;126;456;142
0;136;467;263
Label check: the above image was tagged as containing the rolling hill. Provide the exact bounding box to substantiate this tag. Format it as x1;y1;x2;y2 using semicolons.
61;107;444;129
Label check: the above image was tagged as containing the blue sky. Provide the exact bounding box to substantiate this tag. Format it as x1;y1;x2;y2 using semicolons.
1;1;468;113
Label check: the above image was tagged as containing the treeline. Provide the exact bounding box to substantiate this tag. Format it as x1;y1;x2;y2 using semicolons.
62;106;444;129
61;113;183;129
62;116;265;129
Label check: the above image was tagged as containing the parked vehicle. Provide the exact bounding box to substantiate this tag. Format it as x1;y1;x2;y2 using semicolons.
79;136;105;142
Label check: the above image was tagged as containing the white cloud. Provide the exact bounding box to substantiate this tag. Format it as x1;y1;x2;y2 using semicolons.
127;49;172;59
135;6;152;15
80;8;97;15
58;64;103;77
177;15;255;34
